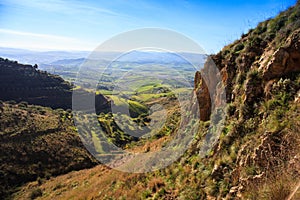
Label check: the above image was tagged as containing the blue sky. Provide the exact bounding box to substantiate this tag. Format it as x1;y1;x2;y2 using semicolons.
0;0;297;53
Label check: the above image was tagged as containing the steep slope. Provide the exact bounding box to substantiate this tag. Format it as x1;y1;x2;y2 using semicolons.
0;102;98;199
10;2;300;200
194;1;300;198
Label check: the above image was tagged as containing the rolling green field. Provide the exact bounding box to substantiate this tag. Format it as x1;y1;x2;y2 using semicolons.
50;61;196;154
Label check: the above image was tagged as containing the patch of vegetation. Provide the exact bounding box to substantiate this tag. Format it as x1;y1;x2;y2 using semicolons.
30;188;43;199
0;102;97;198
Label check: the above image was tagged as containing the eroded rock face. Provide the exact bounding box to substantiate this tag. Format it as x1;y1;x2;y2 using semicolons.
196;28;300;122
260;29;300;80
194;56;226;121
194;71;211;121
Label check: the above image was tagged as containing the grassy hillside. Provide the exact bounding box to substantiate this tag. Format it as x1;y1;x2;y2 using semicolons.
0;102;98;199
10;101;300;200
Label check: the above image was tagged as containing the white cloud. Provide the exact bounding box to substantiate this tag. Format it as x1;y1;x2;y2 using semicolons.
0;28;96;51
0;28;76;41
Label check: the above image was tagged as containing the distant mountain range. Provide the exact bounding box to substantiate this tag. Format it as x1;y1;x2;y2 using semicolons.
0;47;206;66
0;47;89;65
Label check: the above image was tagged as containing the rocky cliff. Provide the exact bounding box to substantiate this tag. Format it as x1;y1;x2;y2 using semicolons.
194;1;300;198
196;1;300;118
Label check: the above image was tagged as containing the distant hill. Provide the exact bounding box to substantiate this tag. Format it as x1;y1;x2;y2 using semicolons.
0;57;110;112
111;50;206;64
49;58;85;66
0;57;73;109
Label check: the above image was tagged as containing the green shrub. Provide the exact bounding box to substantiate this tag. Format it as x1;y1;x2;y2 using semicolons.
30;188;43;199
249;36;262;47
205;179;219;196
234;43;245;53
127;100;148;118
18;101;28;108
254;24;267;35
268;15;287;33
227;104;236;116
245;165;258;176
